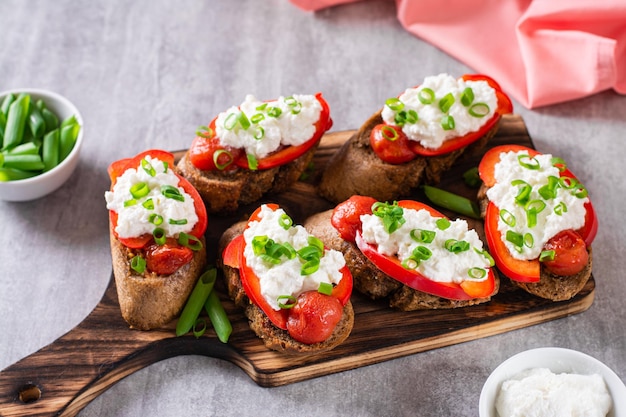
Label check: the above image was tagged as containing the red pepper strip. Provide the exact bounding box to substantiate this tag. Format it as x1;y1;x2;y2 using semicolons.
484;202;541;283
406;74;513;157
353;200;496;300
108;149;208;249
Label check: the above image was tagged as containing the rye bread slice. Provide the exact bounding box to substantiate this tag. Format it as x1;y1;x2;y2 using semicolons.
303;210;498;310
477;184;593;301
317;111;498;204
110;226;207;330
217;221;355;354
177;143;318;214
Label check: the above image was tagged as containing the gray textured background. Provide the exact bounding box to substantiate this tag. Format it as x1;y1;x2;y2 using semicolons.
1;1;624;416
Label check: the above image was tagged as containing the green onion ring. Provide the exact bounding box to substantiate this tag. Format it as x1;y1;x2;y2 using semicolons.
247;154;258;170
412;245;432;261
141;158;156;177
142;198;154;210
130;182;150;199
153;227;167;245
224;112;238;130
402;257;419;270
277;295;297;309
460;87;474;107
405;109;419;124
554;202;568;216
505;230;523;249
130;255;146;274
253;126;265;140
267;107;282;118
178;232;203;251
539;250;556;262
196;125;214;139
468;102;490;117
418;88;435;105
441;115;455;131
436;218;450;230
523;233;534;248
385;97;404;111
381;125;399;141
250;113;265;124
551;157;567;172
444;239;470;253
318;282;333;296
278;213;293;230
438;93;455;113
410;229;436;244
124;199;137;207
193;319;207;338
499;209;516;227
149;213;164;225
169;218;188;225
238;111;251;130
213;149;234;170
256;103;268;111
467;267;486;279
475;248;495;267
518;154;541;170
161;185;185;202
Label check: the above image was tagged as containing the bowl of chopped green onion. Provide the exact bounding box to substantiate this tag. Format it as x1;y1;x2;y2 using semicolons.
0;89;83;201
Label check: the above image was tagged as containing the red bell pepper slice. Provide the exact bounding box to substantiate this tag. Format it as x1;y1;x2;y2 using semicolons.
222;204;352;330
108;149;208;249
189;93;332;172
352;200;496;300
479;144;597;282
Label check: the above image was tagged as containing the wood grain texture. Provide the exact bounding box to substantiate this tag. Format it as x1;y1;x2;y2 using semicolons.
0;114;595;416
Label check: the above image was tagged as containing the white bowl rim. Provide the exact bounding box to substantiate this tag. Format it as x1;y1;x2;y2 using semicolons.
479;347;626;417
0;88;84;185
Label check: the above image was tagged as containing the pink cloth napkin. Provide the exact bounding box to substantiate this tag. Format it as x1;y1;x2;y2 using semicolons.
289;0;626;108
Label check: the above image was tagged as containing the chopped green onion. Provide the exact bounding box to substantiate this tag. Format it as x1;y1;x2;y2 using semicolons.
422;185;481;219
525;199;546;213
308;236;324;253
277;295;297;309
213;149;234;170
438;93;455;113
196;125;214;139
142;198;154;210
130;255;146;273
505;230;523;249
256;103;268;111
418;87;435;105
318;282;333;296
539;250;556;262
250;113;265;124
475;248;495;267
518;154;540;170
551;157;567;172
385;97;404;111
176;268;217;336
468;102;490;117
405;109;418;124
267;107;282;118
278;213;293;230
163;161;169;173
402;257;419;270
436;218;451;230
161;185;184;201
253;126;265;140
467;267;486;279
238;112;251;130
460;87;474;107
169;218;188;225
130;182;150;199
511;179;531;205
178;232;203;251
204;290;232;343
224;112;238;130
381;125;399;141
141;158;156;177
372;201;405;234
412;245;432;261
124;199;137;207
297;245;322;261
441;115;455;131
499;209;516;227
410;229;436;244
247;154;258;170
153;227;166;245
463;166;482;188
554;202;568;216
149;213;164;225
523;233;534;248
444;239;470;254
285;96;302;114
42;129;59;172
193;319;207;338
538;176;559;200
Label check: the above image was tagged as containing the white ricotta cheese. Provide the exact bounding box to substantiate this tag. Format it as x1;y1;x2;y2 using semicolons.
496;368;612;417
215;94;322;159
360;207;492;283
243;205;346;311
486;150;588;260
381;73;498;149
104;156;199;239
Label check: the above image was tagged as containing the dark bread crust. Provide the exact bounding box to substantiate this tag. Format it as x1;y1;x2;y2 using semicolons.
177;143;318;214
304;210;499;310
477;183;593;301
217;221;354;354
317;111;498;204
110;226;207;330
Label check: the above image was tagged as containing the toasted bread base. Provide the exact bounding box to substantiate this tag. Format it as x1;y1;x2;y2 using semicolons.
218;221;354;354
317;111;498;204
477;183;593;301
110;226;207;330
304;210;499;310
177;144;318;214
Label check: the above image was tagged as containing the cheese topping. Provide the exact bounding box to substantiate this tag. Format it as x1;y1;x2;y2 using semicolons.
486;150;588;260
496;368;612;417
360;206;492;283
105;156;199;239
381;73;498;149
215;94;322;159
243;205;346;310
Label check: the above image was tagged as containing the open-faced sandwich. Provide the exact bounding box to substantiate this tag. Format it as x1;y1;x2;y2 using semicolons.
177;93;332;214
105;150;208;330
318;73;512;204
304;196;498;310
219;203;354;354
477;145;598;301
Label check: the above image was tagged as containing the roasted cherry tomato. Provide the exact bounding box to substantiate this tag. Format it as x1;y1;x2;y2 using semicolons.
286;291;343;344
331;195;377;241
369;124;416;164
479;145;597;282
347;200;496;300
145;239;194;276
189;93;332;172
542;230;589;276
188;127;244;171
222;204;352;336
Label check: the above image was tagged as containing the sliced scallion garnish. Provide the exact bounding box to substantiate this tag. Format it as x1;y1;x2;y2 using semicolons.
381;125;399;142
169;218;188;225
141;158;156;177
130;181;150;199
277;295;297;309
278;213;293;230
385;97;404;111
460;87;474;107
318;282;333;296
539;250;556;262
518;154;540;170
161;185;184;202
130;255;146;274
153;227;166;245
410;229;436;244
467;267;486;279
436;218;450;230
247;153;258;170
444;239;470;254
441;114;455;131
438;93;455;113
213;149;234;170
468;102;490;117
418;87;435;105
178;232;203;251
149;213;163;225
142;198;154;210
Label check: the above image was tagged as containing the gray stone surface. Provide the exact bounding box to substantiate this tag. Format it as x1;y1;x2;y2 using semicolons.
1;1;624;416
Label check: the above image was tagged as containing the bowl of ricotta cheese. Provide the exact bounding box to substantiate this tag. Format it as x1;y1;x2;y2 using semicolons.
479;347;626;417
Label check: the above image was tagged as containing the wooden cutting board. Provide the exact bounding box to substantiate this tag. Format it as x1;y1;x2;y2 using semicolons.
0;114;595;417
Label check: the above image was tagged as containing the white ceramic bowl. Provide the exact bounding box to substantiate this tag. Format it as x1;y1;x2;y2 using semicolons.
0;88;83;202
480;347;626;417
